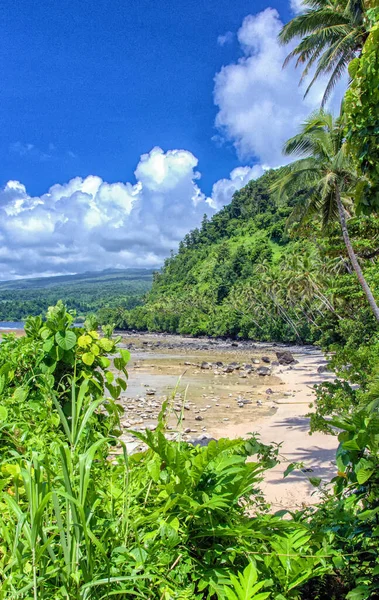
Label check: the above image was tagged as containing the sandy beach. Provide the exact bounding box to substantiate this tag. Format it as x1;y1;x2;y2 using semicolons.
118;334;338;510
1;327;338;508
213;352;338;509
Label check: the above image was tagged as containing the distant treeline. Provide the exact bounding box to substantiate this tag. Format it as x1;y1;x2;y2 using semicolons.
0;269;153;320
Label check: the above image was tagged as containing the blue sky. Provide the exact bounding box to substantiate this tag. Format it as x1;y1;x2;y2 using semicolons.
0;0;345;278
1;0;292;196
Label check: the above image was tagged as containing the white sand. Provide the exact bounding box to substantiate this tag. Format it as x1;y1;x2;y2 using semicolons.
213;351;338;510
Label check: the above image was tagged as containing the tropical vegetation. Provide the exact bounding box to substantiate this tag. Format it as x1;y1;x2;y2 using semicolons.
0;269;153;322
0;0;378;598
0;302;379;599
278;0;370;105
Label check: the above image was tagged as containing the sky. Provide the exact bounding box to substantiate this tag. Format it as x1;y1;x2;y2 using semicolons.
0;0;346;279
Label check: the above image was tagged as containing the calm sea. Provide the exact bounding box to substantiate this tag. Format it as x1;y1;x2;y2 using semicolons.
0;321;25;330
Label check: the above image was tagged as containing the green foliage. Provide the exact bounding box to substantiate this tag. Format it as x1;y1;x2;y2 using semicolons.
222;562;270;600
0;302;129;453
345;13;379;213
0;269;153;321
102;169;379;344
0;303;378;598
278;0;369;105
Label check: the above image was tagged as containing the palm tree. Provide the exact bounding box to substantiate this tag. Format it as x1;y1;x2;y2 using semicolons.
279;0;369;105
272;111;379;322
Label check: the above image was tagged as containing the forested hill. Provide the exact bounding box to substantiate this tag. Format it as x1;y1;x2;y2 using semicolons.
98;169;379;344
0;269;153;321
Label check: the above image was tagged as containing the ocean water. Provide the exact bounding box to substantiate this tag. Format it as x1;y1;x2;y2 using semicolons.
0;321;25;330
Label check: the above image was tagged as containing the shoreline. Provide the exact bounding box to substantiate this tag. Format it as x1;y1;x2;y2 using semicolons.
119;333;338;509
212;351;338;509
1;327;338;508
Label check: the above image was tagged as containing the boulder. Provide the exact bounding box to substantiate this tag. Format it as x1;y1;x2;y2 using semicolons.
223;365;235;373
190;436;216;447
257;366;271;376
261;356;271;363
200;362;211;369
276;350;297;365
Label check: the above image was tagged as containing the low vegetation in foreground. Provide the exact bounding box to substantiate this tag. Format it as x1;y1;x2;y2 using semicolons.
0;2;378;598
0;302;378;599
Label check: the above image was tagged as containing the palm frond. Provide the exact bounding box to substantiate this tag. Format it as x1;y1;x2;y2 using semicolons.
320;52;353;105
321;188;339;229
279;0;368;102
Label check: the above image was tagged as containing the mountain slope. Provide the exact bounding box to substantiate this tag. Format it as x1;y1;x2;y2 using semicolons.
0;269;153;320
103;170;326;342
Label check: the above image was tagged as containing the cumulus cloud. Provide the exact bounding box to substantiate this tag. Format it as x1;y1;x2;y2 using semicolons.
0;148;260;279
214;7;347;166
217;31;234;46
290;0;306;13
209;164;265;209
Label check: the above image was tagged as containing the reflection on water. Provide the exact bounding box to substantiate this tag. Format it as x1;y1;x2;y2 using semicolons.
120;342;280;436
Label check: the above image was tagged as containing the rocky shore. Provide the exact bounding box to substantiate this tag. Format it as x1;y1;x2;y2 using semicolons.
113;333;337;509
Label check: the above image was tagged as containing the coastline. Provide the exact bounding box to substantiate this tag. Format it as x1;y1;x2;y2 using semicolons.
1;327;338;508
212;350;338;509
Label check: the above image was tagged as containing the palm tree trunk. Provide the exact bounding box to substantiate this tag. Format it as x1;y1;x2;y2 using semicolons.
335;187;379;323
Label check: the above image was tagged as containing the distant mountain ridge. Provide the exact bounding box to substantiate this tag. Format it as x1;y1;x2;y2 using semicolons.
0;268;154;291
0;268;154;321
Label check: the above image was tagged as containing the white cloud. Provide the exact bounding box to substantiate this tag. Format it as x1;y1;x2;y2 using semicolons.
9;142;77;162
290;0;306;14
217;31;234;46
214;7;347;166
209;164;265;209
9;142;52;161
0;148;259;279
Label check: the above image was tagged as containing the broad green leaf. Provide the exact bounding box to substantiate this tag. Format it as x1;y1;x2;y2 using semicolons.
77;334;92;348
355;460;374;484
55;330;77;351
98;338;114;352
120;348;131;364
82;352;95;366
105;371;114;384
309;477;322;487
346;585;371;600
0;406;8;421
43;338;54;352
98;356;111;368
40;326;52;340
116;377;127;391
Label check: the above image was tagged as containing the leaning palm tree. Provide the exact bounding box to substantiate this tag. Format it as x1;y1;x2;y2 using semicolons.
272;111;379;322
279;0;369;105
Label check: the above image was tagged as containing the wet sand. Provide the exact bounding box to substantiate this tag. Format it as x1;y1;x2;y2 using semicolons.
117;333;338;509
2;327;337;508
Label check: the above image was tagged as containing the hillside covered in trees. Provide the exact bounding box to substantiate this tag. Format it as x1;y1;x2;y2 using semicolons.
0;268;153;321
1;1;379;598
99;170;379;344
